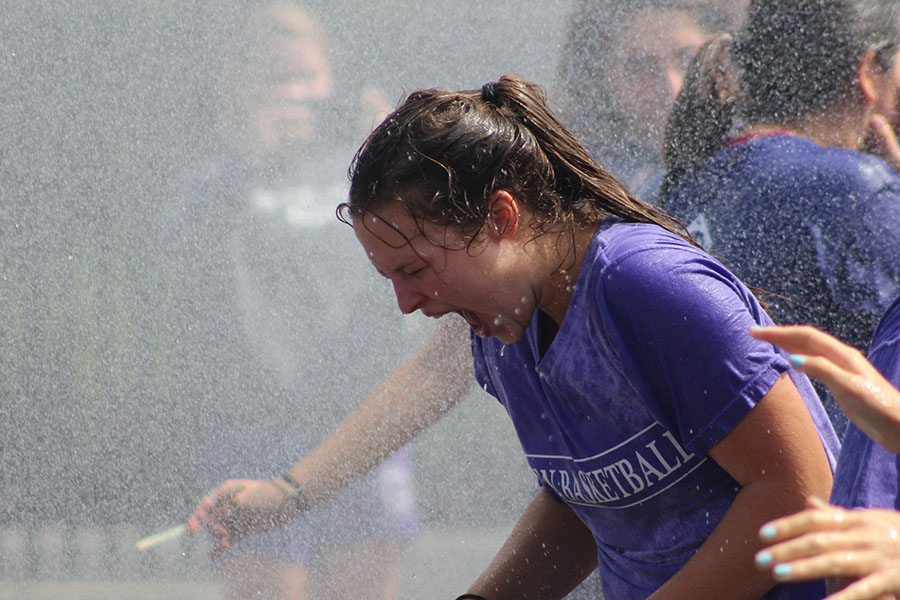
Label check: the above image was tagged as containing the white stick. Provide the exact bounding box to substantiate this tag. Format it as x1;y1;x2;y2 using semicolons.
135;524;186;551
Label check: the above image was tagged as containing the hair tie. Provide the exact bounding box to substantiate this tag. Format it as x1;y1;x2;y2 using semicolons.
481;81;499;105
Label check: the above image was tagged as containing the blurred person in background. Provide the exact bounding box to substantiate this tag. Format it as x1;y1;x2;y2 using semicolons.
557;0;746;195
660;0;900;436
157;3;422;598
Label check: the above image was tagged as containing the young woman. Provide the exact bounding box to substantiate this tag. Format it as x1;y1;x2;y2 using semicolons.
659;0;900;433
166;3;422;598
749;307;900;599
339;74;838;599
558;0;744;194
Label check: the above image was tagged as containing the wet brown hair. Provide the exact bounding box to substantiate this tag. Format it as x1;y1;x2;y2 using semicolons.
339;74;691;255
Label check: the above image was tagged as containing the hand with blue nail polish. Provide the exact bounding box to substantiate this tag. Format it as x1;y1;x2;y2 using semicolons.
750;325;900;453
755;496;900;599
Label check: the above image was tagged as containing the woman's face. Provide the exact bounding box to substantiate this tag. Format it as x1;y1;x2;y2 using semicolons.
353;199;539;345
243;35;333;152
225;17;333;164
602;8;707;152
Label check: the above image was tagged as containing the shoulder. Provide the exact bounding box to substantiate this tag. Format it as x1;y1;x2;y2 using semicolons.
744;136;900;196
586;221;728;289
581;222;758;320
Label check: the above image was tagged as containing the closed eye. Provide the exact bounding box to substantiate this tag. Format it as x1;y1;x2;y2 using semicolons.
403;266;427;277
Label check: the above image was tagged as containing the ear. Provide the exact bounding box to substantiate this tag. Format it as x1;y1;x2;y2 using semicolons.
858;49;882;106
487;190;520;239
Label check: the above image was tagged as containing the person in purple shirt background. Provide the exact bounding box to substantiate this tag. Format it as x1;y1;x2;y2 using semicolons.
337;74;837;599
749;309;900;599
658;0;900;436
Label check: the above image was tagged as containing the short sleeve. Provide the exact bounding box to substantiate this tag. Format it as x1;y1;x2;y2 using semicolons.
594;243;789;455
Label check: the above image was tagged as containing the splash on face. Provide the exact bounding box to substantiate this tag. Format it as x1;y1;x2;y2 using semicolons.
352;200;539;345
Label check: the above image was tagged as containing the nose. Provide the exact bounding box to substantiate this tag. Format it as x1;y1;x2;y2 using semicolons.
392;279;424;315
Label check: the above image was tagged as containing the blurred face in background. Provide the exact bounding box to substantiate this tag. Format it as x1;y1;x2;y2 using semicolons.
225;4;333;163
873;46;900;134
602;8;707;153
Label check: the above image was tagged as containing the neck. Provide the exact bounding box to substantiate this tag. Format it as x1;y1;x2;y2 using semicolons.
535;224;599;326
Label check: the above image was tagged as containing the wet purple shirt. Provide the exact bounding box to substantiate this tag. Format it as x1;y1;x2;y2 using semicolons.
831;295;900;510
471;221;839;600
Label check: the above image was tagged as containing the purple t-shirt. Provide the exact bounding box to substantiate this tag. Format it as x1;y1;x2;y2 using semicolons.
831;295;900;510
471;221;839;600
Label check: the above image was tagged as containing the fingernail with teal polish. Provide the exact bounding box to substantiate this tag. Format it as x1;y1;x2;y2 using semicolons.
755;551;773;568
774;563;792;578
760;524;777;539
789;354;805;367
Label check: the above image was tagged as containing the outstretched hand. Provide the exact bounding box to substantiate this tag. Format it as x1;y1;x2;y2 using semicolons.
756;497;900;600
186;478;297;556
750;325;900;452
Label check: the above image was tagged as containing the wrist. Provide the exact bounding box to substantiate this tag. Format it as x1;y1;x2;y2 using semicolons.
270;473;311;514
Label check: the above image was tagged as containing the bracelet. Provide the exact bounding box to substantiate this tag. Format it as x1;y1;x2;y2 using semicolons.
271;473;310;513
455;595;489;600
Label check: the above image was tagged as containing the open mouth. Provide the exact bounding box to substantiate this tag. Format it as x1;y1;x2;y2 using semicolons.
458;309;487;337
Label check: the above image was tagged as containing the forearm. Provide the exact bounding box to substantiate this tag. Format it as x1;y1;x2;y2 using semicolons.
287;316;472;505
466;489;598;600
650;479;822;599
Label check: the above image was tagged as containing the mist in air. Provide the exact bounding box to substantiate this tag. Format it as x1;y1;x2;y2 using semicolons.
0;1;747;598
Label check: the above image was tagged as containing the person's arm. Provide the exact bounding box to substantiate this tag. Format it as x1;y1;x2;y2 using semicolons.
648;373;834;599
750;324;900;452
463;489;598;600
755;497;900;600
286;315;472;502
187;316;473;552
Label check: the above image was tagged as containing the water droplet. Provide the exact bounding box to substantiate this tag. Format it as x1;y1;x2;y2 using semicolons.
540;412;547;420
433;290;438;296
514;308;521;315
494;317;501;326
521;296;527;303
